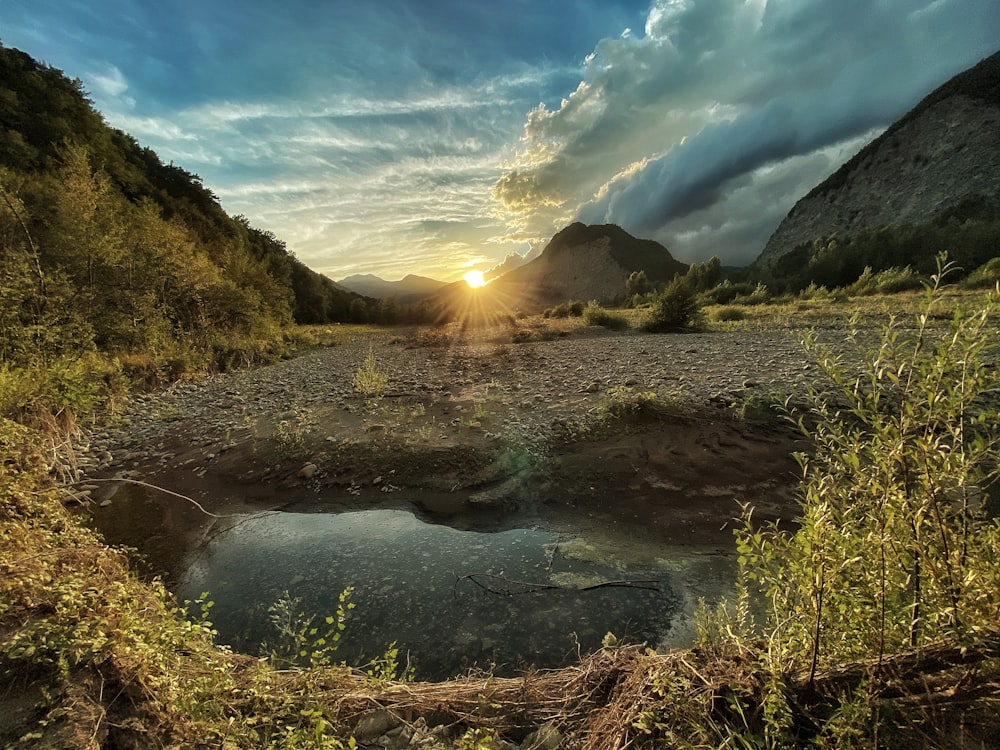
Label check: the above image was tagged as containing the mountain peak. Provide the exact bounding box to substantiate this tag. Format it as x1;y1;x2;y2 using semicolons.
495;222;686;307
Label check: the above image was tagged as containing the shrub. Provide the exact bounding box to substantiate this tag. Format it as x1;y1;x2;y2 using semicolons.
848;265;925;295
737;261;1000;682
732;282;771;306
796;282;833;300
645;277;700;332
710;305;745;322
599;385;660;419
964;256;1000;288
353;345;388;400
582;302;629;330
702;280;755;305
543;300;585;318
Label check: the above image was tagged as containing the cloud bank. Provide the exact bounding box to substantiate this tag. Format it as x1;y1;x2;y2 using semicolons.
493;0;1000;265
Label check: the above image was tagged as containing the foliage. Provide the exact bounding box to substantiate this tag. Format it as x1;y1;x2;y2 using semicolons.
710;305;746;322
263;589;355;669
582;301;630;330
737;262;1000;682
644;276;701;331
846;265;925;296
625;269;652;298
964;256;1000;288
0;44;365;384
684;255;723;292
543;300;585;318
599;385;668;421
766;194;1000;293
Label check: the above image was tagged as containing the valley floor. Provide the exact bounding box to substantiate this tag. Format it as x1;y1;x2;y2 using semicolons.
77;324;839;585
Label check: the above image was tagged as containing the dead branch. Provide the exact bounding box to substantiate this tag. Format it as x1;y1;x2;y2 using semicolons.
454;572;660;597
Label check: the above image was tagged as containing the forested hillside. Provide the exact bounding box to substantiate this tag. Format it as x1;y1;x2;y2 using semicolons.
0;44;362;377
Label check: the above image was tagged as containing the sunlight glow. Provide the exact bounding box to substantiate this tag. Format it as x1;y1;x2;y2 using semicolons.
464;270;486;288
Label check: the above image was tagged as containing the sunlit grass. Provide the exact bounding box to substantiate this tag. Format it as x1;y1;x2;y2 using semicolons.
702;286;986;331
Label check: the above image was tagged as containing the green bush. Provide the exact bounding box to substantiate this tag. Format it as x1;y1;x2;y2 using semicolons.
582;302;629;330
796;282;834;300
710;305;745;322
732;282;772;306
964;256;1000;288
645;277;700;332
599;385;673;420
701;280;757;305
737;263;1000;681
543;300;585;318
848;265;925;295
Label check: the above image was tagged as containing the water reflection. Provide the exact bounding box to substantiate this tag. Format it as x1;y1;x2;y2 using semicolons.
177;508;679;680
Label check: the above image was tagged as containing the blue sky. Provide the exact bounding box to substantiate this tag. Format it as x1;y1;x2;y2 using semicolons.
3;1;998;281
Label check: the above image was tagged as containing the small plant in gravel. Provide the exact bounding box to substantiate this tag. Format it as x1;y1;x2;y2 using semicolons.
274;408;315;460
731;389;789;425
353;345;388;403
599;385;660;419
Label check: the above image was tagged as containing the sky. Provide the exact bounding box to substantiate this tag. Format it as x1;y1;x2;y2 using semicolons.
2;1;998;282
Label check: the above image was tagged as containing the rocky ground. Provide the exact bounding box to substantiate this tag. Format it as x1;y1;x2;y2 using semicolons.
71;321;861;585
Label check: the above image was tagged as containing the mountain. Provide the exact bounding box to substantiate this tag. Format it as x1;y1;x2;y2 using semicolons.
425;223;687;319
0;44;366;369
755;50;1000;281
496;222;687;305
338;273;446;303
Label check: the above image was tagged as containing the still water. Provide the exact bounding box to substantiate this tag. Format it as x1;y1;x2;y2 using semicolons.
176;507;685;680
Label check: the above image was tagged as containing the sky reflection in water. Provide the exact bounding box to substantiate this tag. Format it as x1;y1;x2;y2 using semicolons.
178;508;681;680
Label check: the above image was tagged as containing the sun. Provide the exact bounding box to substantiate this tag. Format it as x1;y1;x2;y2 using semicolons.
463;270;486;288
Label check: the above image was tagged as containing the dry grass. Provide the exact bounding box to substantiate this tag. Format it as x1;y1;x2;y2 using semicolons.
703;286;986;332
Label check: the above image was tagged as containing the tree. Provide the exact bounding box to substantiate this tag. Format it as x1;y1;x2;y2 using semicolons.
685;256;722;292
625;270;651;298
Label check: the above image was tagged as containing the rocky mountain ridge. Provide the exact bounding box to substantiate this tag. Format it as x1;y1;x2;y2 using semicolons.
756;50;1000;271
493;223;687;307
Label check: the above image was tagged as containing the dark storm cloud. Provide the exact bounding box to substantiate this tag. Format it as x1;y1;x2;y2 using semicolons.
496;0;1000;263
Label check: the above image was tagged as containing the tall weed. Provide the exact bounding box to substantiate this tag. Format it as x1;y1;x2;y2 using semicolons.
737;258;1000;680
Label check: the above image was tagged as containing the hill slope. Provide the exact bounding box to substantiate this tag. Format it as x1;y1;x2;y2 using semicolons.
755;50;1000;275
0;44;363;370
338;273;446;303
419;223;686;321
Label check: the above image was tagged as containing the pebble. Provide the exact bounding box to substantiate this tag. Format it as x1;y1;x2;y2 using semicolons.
77;330;865;480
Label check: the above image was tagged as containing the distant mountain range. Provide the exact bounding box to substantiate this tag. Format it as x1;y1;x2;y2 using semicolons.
343;223;686;315
337;273;447;304
755;49;1000;280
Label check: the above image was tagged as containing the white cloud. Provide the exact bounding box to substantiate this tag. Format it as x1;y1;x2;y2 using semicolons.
86;63;129;97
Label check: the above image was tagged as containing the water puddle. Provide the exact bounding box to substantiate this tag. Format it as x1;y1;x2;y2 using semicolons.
176;507;684;680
